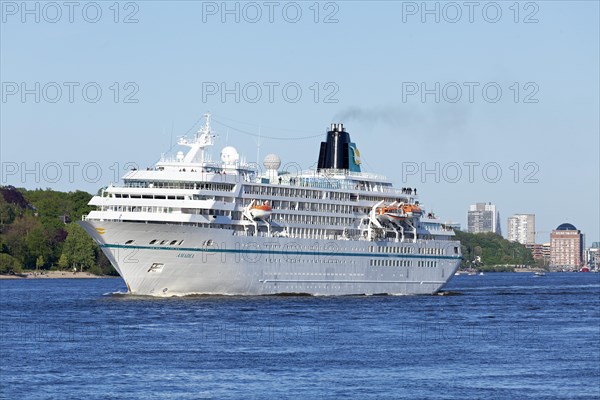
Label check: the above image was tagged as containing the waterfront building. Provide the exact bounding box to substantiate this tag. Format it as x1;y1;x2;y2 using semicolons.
585;242;600;271
550;223;584;270
526;242;551;267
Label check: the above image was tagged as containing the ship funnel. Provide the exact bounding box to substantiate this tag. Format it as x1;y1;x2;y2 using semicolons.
317;123;361;172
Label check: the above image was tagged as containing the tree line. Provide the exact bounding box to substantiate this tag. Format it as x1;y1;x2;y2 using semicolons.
0;186;115;275
453;229;536;271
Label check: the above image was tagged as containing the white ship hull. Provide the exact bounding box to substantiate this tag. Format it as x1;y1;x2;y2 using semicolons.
80;220;461;296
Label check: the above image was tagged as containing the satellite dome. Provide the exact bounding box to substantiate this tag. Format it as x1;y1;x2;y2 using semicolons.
220;146;239;164
263;154;281;170
556;223;577;231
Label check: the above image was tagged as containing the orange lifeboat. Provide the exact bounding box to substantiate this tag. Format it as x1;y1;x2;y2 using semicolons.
376;206;406;222
249;201;272;220
402;204;422;218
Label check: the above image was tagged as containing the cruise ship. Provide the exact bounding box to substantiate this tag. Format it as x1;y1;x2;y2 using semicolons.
80;114;461;296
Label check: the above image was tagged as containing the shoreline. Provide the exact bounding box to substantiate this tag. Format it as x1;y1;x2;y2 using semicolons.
0;271;117;279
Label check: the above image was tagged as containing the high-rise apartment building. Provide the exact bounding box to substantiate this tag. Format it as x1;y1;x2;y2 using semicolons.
467;203;501;234
507;214;535;245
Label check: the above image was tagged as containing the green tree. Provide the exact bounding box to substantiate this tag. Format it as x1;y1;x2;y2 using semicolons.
36;255;45;272
0;253;23;274
25;225;51;268
0;195;18;230
60;223;96;271
3;214;40;267
58;253;69;270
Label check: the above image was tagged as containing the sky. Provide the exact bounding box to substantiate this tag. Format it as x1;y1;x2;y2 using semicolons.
1;0;599;244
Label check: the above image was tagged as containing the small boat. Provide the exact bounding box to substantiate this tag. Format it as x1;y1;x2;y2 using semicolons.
249;201;272;220
376;206;406;223
402;204;422;218
375;203;422;224
534;272;546;277
479;272;484;276
580;267;590;273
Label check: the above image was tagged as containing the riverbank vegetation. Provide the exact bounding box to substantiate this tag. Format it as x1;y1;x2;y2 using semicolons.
0;186;115;275
453;230;536;272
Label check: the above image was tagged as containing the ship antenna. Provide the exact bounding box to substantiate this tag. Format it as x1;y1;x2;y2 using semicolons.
206;112;211;130
256;124;261;165
202;112;212;136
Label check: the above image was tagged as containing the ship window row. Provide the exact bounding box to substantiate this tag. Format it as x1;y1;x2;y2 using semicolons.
124;180;235;191
111;193;228;202
265;258;353;265
272;214;353;226
233;226;361;242
361;195;408;203
369;246;416;254
244;185;359;201
99;206;233;217
370;259;412;267
417;260;438;267
268;272;363;277
244;185;331;200
369;259;439;268
101;206;176;213
182;208;229;216
421;222;453;232
418;247;445;255
113;193;185;200
148;239;185;246
281;227;341;240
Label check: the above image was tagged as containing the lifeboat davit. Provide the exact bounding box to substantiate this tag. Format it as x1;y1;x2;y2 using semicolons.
249;201;272;220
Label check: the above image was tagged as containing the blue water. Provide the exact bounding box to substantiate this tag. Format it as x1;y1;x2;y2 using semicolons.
1;273;599;399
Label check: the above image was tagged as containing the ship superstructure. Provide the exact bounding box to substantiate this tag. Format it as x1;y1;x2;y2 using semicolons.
80;114;461;296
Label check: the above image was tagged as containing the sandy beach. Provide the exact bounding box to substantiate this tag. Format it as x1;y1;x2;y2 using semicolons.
0;271;112;279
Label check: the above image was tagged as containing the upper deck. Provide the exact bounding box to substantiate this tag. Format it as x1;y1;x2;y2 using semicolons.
119;167;404;195
84;113;452;243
